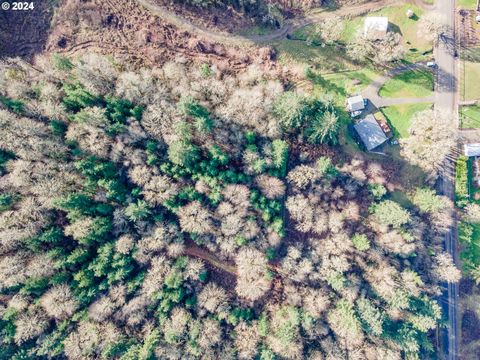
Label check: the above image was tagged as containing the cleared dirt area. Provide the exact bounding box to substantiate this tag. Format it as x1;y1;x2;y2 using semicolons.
0;0;276;70
0;0;55;59
43;0;275;69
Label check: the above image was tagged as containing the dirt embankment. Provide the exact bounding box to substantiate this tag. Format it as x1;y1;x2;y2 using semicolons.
41;0;275;70
0;0;276;70
0;0;55;59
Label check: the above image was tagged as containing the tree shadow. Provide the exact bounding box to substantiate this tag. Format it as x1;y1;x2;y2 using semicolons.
305;68;347;97
435;60;458;95
389;22;403;37
461;47;480;63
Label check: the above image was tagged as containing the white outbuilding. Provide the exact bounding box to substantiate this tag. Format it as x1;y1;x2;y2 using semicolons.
464;143;480;157
364;17;389;39
347;95;366;113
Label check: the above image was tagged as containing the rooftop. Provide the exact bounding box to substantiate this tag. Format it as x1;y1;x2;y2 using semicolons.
364;17;389;38
464;143;480;157
354;114;388;151
347;95;365;112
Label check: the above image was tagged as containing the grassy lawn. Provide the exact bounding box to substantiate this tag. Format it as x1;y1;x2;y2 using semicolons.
307;68;379;101
271;40;358;72
341;4;431;56
461;105;480;129
380;103;432;138
458;0;477;9
379;70;434;98
461;61;480;101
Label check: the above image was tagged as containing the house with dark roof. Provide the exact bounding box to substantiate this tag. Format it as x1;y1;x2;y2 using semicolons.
354;114;388;151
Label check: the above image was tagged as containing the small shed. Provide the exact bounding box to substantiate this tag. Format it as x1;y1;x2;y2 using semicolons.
347;95;365;112
364;17;389;39
354;114;388;151
464;143;480;157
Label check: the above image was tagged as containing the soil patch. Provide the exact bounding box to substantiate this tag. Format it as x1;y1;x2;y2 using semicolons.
0;0;55;59
44;0;275;70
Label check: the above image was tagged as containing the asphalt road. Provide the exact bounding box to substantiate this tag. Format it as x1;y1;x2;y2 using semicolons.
435;0;459;359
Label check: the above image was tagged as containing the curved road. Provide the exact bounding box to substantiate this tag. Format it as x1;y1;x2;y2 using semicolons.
136;0;401;45
361;62;435;107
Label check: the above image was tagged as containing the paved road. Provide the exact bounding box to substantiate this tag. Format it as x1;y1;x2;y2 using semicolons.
361;62;435;108
435;0;459;359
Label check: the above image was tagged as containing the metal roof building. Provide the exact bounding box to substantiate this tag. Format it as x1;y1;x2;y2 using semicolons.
347;95;365;112
364;17;389;39
464;143;480;157
354;114;388;151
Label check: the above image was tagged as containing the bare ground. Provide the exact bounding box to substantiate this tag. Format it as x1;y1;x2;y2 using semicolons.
42;0;275;70
0;0;55;59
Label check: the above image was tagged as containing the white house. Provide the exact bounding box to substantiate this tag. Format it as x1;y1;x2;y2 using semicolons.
464;143;480;157
347;95;365;113
364;17;389;39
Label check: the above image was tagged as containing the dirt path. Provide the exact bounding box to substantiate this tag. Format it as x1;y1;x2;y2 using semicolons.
184;242;237;275
361;62;435;108
136;0;402;45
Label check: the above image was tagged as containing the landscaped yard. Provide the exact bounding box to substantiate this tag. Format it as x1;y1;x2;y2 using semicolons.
379;70;434;98
380;103;432;138
461;61;480;101
461;105;480;129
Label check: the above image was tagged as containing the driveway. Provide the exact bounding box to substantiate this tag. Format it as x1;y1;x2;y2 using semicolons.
361;62;435;108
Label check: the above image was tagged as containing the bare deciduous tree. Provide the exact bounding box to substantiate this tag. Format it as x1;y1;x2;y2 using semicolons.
235;248;271;301
400;110;457;179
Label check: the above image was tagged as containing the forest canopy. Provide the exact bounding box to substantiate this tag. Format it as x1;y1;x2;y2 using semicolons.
0;54;458;360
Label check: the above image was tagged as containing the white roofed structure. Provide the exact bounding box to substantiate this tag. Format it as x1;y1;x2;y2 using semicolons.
347;95;365;112
464;143;480;157
364;17;389;39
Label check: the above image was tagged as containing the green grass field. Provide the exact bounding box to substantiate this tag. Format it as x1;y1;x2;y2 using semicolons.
271;40;358;72
379;70;434;98
341;4;431;54
461;61;480;101
461;105;480;129
318;69;378;94
380;103;432;138
458;0;477;9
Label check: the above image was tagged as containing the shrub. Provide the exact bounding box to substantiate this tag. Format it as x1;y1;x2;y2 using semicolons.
455;156;470;207
371;200;411;228
352;233;370;251
368;184;387;200
412;188;446;214
124;200;151;222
